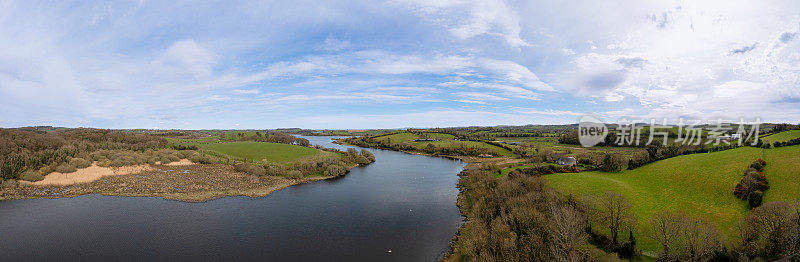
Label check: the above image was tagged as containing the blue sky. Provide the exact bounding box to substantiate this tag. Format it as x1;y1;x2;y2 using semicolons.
1;0;799;129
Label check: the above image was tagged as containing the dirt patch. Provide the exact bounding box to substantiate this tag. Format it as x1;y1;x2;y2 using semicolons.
20;159;196;187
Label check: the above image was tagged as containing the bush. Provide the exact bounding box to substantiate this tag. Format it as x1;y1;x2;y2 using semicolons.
54;163;77;173
264;165;284;176
159;157;173;165
97;159;112;167
355;155;371;165
324;164;347;177
20;169;44;182
188;153;214;164
750;161;764;172
600;154;625;172
749;191;764;208
287;170;303;179
234;163;266;176
177;150;196;159
360;149;375;162
734;160;770;202
1;178;18;188
69;158;92;169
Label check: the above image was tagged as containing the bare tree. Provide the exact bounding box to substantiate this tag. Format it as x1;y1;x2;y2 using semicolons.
648;211;683;258
597;191;636;246
547;204;587;262
739;201;798;258
649;211;722;261
680;214;722;261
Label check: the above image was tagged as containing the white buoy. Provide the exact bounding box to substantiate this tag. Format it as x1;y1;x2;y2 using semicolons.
388;249;392;253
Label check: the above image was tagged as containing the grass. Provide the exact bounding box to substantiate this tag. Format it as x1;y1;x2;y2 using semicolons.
761;145;800;203
498;165;534;177
198;141;328;163
374;132;513;156
414;140;513;156
375;132;422;142
544;145;800;252
762;130;800;143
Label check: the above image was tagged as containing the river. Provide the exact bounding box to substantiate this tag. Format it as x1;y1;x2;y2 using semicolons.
0;136;465;261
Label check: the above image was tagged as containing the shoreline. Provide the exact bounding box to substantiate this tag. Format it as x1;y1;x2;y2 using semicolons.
333;138;515;261
0;163;344;203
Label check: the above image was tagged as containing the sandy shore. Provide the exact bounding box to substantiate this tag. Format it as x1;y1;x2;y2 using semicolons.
2;162;334;202
21;159;194;187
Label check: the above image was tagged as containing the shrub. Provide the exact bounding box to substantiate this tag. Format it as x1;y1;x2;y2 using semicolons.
600;154;625;172
159;157;173;165
20;169;44;182
188;153;214;164
234;163;266;176
97;159;112;167
264;165;284;176
1;178;18;188
69;158;92;169
324;164;347;177
355;155;371;165
360;149;375;162
177;150;196;159
749;191;764;208
750;161;764;172
287;170;303;179
54;163;77;173
734;160;770;201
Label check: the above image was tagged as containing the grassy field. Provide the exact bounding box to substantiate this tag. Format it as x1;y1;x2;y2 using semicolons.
544;145;800;252
198;142;328;163
762;130;800;143
374;132;513;156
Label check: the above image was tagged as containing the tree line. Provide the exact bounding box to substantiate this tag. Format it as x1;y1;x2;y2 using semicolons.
0;128;167;180
453;165;800;261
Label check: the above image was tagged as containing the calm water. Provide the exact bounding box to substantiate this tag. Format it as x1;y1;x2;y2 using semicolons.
0;136;465;261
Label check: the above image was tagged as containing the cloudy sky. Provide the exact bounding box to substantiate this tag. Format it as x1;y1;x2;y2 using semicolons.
1;0;799;129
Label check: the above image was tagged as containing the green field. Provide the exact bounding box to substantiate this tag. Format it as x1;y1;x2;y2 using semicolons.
199;141;329;163
374;132;512;156
545;145;800;252
762;130;800;143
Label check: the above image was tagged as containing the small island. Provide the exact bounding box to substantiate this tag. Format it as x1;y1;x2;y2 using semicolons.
0;128;375;202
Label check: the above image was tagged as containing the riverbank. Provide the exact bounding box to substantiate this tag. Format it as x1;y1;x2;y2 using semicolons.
0;163;338;202
333;138;519;261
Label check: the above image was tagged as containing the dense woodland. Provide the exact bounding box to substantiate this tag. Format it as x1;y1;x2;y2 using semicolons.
0;128;168;180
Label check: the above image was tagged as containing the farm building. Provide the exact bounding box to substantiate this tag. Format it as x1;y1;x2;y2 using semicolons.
557;156;577;166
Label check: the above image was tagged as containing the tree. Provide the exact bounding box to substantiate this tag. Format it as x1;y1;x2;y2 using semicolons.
355;155;370;165
360;149;375;162
649;211;722;261
740;201;797;258
648;211;683;258
596;192;636;246
547;204;586;262
681;214;722;261
748;190;764;208
600;154;625;172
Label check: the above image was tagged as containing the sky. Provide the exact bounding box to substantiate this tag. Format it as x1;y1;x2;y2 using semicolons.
1;0;799;129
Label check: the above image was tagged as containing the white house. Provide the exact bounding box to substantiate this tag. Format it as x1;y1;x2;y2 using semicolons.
557;156;577;166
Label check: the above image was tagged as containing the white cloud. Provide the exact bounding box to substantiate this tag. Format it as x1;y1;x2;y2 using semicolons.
233;89;260;95
478;58;554;91
393;0;531;47
153;39;217;78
